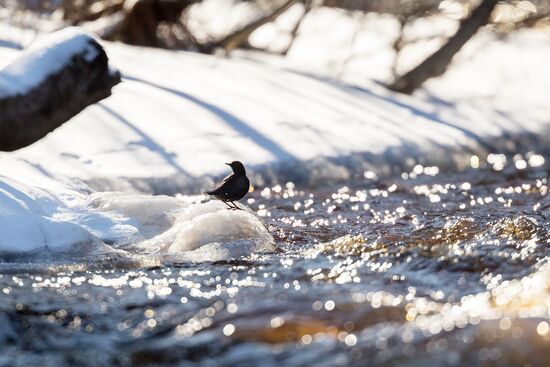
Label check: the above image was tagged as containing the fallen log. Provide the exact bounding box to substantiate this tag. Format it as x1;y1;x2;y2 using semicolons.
0;27;121;151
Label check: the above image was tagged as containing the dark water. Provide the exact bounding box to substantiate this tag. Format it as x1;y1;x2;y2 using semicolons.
2;154;550;366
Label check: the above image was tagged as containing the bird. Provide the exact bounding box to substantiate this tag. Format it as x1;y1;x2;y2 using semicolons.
206;161;250;210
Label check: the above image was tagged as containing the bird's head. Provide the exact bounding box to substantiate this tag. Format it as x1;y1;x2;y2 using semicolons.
226;161;246;175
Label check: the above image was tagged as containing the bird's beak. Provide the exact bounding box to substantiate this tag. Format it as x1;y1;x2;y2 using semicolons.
225;163;231;166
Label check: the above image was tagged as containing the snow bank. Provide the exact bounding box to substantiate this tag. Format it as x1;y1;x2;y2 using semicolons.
4;22;547;193
0;27;100;98
0;195;96;253
0;171;274;261
0;174;101;253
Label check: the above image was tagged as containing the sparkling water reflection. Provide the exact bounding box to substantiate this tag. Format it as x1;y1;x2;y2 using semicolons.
2;155;550;366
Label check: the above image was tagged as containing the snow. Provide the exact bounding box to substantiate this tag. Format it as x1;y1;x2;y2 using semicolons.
0;147;273;258
0;8;549;258
0;173;274;259
0;27;99;98
0;169;99;253
7;10;548;191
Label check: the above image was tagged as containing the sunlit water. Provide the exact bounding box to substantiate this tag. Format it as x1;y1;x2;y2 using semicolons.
3;154;550;366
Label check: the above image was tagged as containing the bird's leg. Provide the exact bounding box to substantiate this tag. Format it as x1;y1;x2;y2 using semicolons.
230;202;243;210
223;201;234;210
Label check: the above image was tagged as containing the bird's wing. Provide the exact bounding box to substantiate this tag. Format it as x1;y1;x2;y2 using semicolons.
207;175;235;196
221;173;232;183
235;175;250;191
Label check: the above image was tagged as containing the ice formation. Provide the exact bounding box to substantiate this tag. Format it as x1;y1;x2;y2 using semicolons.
0;181;275;262
81;194;275;259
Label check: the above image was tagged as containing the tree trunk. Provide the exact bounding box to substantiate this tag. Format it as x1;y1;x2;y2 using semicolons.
281;0;313;56
208;0;298;54
322;0;441;15
0;28;120;151
102;0;197;47
388;0;498;94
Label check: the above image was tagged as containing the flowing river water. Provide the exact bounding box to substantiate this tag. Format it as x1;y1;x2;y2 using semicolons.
2;154;550;366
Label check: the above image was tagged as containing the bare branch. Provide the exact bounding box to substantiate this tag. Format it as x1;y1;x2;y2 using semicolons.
388;0;498;94
208;0;298;54
281;0;314;56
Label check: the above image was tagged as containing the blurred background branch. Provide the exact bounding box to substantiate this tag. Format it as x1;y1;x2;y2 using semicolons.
388;0;499;94
1;0;549;93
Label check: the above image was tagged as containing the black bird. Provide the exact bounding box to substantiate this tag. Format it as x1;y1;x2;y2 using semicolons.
206;161;250;210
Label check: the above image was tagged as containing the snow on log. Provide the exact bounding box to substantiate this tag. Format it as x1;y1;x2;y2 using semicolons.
0;27;121;151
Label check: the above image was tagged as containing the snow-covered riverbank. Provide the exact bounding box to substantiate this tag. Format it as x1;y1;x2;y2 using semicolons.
0;19;549;253
3;24;548;191
0;162;274;257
